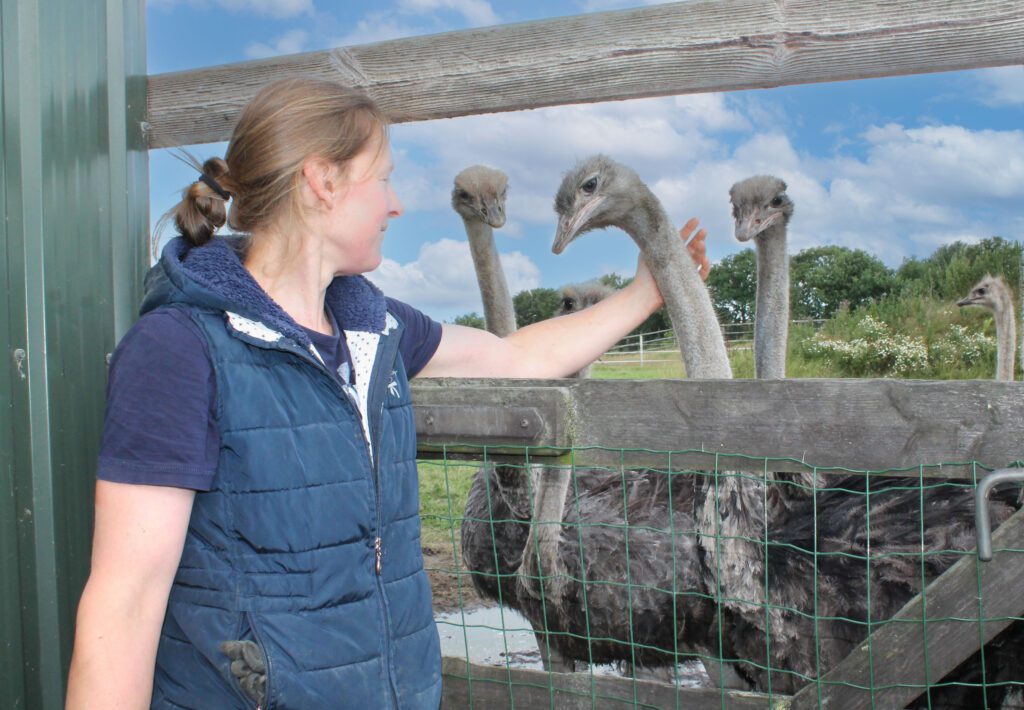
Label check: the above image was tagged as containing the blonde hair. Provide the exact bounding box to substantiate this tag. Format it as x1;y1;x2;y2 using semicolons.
165;78;388;248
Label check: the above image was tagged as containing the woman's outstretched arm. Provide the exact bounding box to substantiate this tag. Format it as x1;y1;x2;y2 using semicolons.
418;218;708;380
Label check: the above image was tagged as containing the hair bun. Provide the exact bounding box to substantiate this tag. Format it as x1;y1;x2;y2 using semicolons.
175;157;231;246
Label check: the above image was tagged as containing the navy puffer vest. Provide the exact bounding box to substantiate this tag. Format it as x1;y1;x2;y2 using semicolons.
143;238;441;709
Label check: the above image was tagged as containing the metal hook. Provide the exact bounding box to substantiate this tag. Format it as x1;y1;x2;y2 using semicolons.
975;468;1024;561
12;348;26;380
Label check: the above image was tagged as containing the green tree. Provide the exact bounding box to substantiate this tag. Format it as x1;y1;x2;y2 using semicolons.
791;246;895;319
896;236;1021;302
706;248;757;324
452;312;485;329
513;287;561;327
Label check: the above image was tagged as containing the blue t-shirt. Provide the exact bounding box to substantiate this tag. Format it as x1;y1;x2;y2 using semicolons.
97;298;442;491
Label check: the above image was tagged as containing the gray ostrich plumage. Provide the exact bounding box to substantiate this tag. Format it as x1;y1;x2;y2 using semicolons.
957;274;1017;382
452;165;516;337
729;175;793;380
512;155;1024;702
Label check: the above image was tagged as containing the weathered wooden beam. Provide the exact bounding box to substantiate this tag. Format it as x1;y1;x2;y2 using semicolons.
789;506;1024;709
439;656;779;709
413;378;1024;476
146;0;1024;148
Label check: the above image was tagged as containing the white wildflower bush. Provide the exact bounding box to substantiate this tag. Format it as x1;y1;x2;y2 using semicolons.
929;324;996;369
803;315;929;377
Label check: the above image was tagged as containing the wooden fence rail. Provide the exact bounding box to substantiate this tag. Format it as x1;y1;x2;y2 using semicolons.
412;378;1024;476
146;0;1024;148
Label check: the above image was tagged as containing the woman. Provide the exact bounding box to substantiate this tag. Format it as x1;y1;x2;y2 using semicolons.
66;77;708;709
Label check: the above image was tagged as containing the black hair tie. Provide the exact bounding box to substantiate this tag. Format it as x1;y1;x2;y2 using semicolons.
199;173;231;200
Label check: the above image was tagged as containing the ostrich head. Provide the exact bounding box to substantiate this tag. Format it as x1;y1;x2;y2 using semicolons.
557;280;614;316
729;175;793;242
552;155;660;255
452;165;508;228
957;275;1009;310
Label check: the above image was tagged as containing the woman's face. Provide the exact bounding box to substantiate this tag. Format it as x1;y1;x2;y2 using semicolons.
327;136;403;275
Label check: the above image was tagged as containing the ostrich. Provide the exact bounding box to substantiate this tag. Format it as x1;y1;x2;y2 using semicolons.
729;175;792;380
452;165;516;337
553;156;731;380
957;275;1017;381
515;155;737;681
730;176;817;500
526;154;1023;702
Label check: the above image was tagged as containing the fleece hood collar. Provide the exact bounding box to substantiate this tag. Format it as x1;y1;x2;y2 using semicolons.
141;237;388;347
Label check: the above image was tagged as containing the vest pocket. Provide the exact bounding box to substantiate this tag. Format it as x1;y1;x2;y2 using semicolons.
221;613;274;709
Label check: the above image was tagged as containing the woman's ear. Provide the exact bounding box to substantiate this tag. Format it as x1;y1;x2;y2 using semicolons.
301;157;340;209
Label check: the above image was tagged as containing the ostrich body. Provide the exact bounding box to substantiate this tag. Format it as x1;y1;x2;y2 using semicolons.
729;176;792;380
452;165;516;336
518;155;1024;702
957;275;1017;381
553;155;731;380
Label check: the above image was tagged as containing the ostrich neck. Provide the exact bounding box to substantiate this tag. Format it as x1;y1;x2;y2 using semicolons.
518;465;572;601
754;225;789;379
463;218;517;337
992;290;1017;381
698;471;771;613
619;195;732;379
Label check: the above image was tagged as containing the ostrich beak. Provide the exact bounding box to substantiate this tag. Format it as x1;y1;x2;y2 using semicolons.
482;200;506;229
735;211;781;242
957;296;977;307
552;196;606;254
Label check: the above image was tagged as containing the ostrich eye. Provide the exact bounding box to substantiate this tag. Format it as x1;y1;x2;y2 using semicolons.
456;189;471;201
978;288;987;296
770;196;784;208
562;298;575;311
580;177;599;195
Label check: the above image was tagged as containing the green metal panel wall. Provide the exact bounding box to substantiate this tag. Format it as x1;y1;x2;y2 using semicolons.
0;0;147;707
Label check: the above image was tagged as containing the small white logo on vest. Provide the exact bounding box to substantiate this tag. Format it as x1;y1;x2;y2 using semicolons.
388;371;400;398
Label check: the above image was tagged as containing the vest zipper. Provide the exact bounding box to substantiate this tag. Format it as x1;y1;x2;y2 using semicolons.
279;337;402;709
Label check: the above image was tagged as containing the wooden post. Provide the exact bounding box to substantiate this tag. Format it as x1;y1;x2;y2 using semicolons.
790;507;1024;709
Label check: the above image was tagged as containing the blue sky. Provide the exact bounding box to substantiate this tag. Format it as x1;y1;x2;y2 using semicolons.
147;0;1024;322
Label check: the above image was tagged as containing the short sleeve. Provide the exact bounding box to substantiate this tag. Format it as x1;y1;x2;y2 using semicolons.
97;308;219;491
386;297;442;378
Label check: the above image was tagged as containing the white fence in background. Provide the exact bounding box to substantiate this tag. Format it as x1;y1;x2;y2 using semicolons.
601;319;828;366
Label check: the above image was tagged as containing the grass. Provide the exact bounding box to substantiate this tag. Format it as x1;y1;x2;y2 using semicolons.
418;459;475;548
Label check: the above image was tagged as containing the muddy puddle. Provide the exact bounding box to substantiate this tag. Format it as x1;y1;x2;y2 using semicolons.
435;605;708;687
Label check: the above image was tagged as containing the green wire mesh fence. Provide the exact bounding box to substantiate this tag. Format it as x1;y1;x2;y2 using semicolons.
419;446;1024;709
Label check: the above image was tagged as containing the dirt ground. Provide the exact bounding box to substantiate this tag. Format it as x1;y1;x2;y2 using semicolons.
423;543;486;613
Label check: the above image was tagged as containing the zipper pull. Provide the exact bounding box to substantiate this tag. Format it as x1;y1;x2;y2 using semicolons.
375;537;382;575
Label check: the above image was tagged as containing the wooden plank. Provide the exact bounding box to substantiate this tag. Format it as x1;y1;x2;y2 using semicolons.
146;0;1024;148
439;656;780;710
412;378;1024;475
790;506;1024;709
415;384;570;454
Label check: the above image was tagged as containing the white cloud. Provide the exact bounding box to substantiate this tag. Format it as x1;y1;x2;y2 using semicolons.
398;0;500;26
244;30;308;59
578;0;683;11
653;122;1024;266
975;66;1024;106
332;15;430;46
368;238;540;316
392;93;749;223
149;0;313;19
